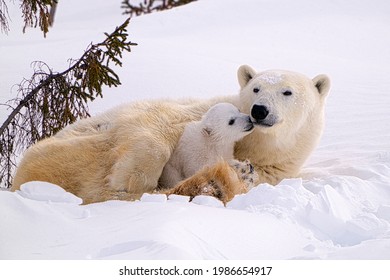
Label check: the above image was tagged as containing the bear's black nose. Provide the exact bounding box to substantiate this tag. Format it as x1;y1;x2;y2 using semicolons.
251;105;269;121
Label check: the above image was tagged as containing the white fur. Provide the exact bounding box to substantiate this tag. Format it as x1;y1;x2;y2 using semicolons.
159;103;254;188
235;65;331;184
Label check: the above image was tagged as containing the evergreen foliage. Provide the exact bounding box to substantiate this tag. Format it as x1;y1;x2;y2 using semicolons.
0;18;137;188
21;0;57;37
121;0;196;17
0;1;196;189
0;0;9;33
0;0;57;36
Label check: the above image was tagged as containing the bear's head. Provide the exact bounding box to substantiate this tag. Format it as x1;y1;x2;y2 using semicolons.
237;65;330;139
201;103;254;143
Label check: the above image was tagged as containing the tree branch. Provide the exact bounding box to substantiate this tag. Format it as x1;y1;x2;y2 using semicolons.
0;17;136;188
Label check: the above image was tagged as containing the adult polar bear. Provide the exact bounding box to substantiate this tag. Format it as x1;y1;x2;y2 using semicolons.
11;65;331;204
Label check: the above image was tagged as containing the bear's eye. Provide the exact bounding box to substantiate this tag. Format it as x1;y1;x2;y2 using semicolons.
228;119;235;125
283;90;292;96
253;87;260;94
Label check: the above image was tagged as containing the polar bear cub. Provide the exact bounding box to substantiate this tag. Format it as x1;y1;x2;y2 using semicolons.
159;102;255;189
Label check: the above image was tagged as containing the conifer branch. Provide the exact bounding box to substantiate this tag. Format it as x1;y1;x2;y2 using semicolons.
0;0;10;33
21;0;57;37
121;0;197;17
0;18;136;188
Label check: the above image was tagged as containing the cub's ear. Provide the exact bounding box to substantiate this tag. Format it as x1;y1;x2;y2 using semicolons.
202;127;212;137
312;74;331;99
237;65;257;88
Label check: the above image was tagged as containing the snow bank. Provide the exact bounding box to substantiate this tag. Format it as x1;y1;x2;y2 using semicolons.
1;176;390;259
17;181;82;204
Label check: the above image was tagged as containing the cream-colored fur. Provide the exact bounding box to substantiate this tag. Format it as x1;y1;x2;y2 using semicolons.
159;103;254;189
234;65;330;185
12;100;216;204
11;65;330;204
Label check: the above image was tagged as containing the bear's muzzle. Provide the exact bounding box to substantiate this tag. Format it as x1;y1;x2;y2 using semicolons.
251;104;278;127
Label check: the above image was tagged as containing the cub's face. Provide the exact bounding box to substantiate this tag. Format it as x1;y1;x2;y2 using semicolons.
202;103;254;142
237;65;330;135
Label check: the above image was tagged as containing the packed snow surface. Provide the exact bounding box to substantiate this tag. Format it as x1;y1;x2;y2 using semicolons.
1;0;390;259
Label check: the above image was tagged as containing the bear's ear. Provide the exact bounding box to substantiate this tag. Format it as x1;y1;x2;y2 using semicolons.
312;74;331;99
238;65;257;88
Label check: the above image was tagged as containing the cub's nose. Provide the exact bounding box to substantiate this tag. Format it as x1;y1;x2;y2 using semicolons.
251;105;269;122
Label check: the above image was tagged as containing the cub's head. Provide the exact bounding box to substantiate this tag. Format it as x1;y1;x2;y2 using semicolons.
237;65;331;135
201;103;254;142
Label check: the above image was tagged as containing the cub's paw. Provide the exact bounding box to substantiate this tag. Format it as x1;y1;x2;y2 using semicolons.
229;159;259;189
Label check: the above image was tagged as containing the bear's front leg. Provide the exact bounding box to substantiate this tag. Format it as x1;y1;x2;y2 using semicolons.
163;161;249;205
251;162;294;186
107;137;174;196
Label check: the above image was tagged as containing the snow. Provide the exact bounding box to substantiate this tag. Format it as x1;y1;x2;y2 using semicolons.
258;73;283;85
16;181;83;204
1;0;390;260
140;193;168;203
